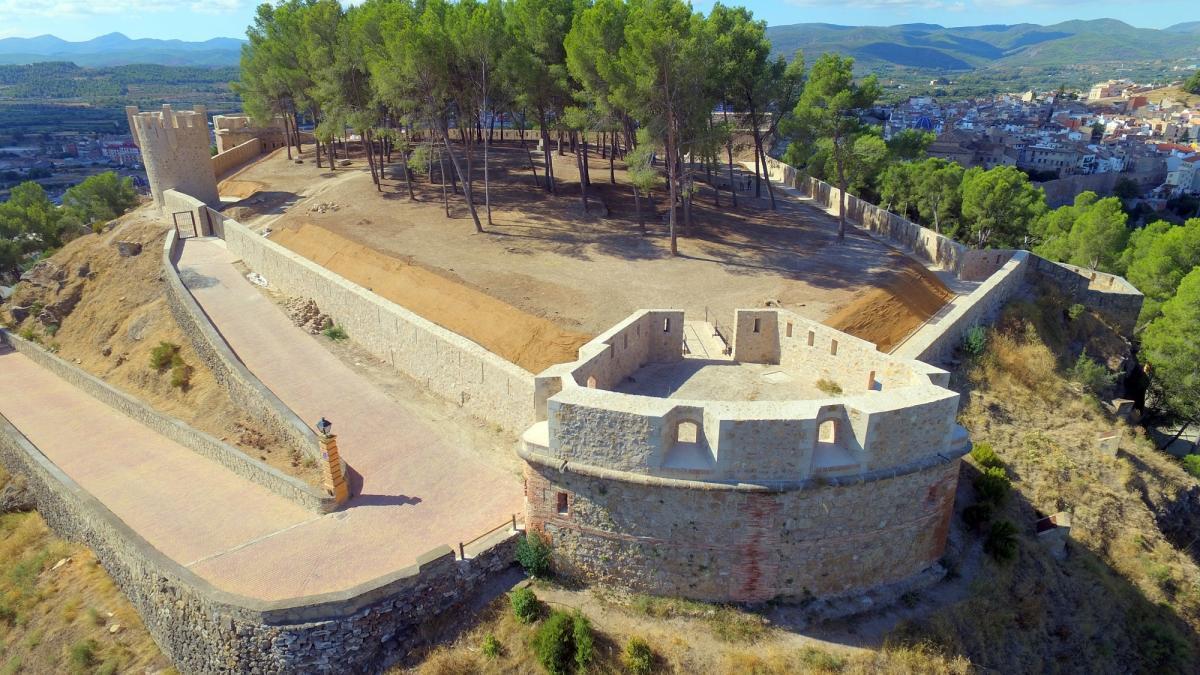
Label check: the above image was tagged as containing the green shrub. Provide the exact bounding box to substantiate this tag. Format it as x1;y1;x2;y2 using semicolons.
149;341;179;371
962;502;993;529
509;587;540;624
532;610;575;675
96;659;119;675
1136;617;1192;672
68;639;98;672
18;326;39;343
322;324;348;341
815;378;842;396
1183;455;1200;479
572;612;594;671
482;633;502;659
1067;303;1085;321
973;466;1011;504
984;520;1019;562
969;441;1003;469
516;531;553;578
962;324;987;356
44;322;59;337
623;637;653;675
169;352;193;390
1068;353;1116;394
797;646;847;671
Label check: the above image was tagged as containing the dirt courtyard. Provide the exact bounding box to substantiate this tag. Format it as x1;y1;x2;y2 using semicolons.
221;139;950;364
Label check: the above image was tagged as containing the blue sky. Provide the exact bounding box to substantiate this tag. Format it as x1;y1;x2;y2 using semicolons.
0;0;1193;42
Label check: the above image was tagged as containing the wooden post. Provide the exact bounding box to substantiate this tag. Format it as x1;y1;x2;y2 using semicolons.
318;434;350;505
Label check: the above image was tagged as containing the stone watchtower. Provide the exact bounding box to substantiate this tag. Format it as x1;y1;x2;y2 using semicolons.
125;104;219;210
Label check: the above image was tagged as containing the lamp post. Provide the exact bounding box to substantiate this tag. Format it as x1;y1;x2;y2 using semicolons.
314;416;348;504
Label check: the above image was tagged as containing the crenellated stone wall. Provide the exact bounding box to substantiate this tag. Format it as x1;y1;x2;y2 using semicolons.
126;105;219;210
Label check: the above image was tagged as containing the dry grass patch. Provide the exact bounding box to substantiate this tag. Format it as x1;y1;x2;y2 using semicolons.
0;467;171;674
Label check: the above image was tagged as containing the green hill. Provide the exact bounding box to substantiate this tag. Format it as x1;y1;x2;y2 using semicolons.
766;19;1200;74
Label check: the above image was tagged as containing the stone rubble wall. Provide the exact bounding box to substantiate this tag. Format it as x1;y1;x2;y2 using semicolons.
211;138;265;179
1;328;332;514
0;410;520;673
214;208;538;436
1028;257;1144;335
522;447;961;602
161;228;332;511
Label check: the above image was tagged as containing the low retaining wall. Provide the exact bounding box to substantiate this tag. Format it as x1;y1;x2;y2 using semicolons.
211;138;264;179
213;208;538;436
755;156;1143;359
1;329;333;514
162;229;326;477
0;412;520;673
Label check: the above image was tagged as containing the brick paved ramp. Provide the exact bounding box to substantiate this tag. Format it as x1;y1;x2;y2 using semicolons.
0;241;522;602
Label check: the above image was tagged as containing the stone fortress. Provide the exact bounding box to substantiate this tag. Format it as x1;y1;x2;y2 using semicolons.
117;105;1142;605
0;104;1146;671
522;308;966;602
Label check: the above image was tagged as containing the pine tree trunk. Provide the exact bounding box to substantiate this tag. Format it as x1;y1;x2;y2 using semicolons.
439;125;484;233
634;187;645;234
439;147;449;217
758;142;776;210
484;113;493;226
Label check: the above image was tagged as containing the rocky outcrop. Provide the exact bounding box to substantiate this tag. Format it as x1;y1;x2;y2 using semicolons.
0;472;33;513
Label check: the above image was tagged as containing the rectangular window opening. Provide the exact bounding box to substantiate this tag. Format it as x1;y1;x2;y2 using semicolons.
786;322;793;338
752;318;761;334
830;339;839;356
663;318;671;333
807;330;815;347
556;492;569;515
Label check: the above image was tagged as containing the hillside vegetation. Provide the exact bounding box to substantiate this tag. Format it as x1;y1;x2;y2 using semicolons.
0;467;170;674
890;290;1200;673
765;20;1200;74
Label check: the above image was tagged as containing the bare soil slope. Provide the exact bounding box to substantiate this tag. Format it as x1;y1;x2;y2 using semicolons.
2;209;321;487
824;254;956;352
271;223;592;373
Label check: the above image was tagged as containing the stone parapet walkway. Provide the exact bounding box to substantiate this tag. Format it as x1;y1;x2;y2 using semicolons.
0;237;522;602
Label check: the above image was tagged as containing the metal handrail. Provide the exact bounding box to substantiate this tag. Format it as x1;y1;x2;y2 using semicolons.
458;513;522;559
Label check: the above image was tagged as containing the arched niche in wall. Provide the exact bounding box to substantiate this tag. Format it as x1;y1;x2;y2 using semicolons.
661;416;714;472
810;409;859;476
586;375;598;389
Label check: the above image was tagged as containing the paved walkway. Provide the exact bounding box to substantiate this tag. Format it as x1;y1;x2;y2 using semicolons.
0;239;522;602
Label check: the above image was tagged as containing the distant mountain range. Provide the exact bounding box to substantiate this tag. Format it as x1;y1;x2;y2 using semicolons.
3;20;1200;72
765;19;1200;72
0;32;245;67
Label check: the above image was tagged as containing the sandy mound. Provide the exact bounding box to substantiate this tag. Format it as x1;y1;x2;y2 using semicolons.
270;223;592;373
218;179;265;200
824;253;955;352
